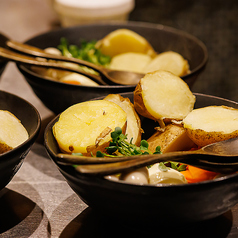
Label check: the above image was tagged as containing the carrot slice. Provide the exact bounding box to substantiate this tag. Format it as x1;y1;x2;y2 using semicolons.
181;165;218;183
63;80;81;85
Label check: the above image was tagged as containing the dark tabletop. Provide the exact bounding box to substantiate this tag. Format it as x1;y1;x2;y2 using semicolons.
0;0;237;237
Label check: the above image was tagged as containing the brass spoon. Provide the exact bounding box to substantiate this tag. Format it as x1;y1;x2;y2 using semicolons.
0;47;106;85
65;138;238;176
5;40;145;85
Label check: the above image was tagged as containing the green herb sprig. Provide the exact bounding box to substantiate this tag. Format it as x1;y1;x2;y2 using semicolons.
162;161;187;172
72;127;187;172
58;37;111;66
96;127;161;157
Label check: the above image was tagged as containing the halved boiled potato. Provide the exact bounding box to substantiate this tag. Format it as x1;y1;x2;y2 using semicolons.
147;123;195;153
104;94;142;146
143;51;190;76
109;52;152;74
183;105;238;147
95;29;157;58
0;110;29;154
53;100;127;154
134;70;195;127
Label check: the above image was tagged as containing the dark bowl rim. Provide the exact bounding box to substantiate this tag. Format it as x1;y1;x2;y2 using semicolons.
44;92;238;189
0;32;10;67
0;90;41;159
18;21;208;88
0;31;10;40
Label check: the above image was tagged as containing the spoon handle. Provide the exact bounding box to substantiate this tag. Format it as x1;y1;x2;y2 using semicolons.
7;40;144;85
75;151;202;175
75;149;238;175
0;47;106;85
7;40;104;75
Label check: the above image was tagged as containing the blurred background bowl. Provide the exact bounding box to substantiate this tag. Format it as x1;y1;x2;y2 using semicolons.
0;33;9;78
0;90;41;191
44;92;238;228
18;21;208;114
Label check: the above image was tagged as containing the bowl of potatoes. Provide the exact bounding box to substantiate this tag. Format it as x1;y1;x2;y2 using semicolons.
45;70;238;228
0;90;41;191
17;21;207;114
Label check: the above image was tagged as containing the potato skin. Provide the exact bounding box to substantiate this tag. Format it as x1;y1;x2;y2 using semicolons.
183;105;238;147
85;125;127;156
104;94;142;146
147;123;195;153
133;80;168;129
134;81;158;121
185;128;238;147
133;71;195;129
0;143;13;154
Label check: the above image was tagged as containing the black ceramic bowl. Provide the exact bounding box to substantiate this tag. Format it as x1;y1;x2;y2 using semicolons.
18;22;207;114
44;92;238;228
0;90;41;191
0;33;9;78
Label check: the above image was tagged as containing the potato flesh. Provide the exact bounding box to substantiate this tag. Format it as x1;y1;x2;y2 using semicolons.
136;70;195;121
104;94;142;146
143;51;190;76
109;52;152;74
95;29;156;57
147;124;195;153
183;106;238;146
53;100;127;154
0;110;29;153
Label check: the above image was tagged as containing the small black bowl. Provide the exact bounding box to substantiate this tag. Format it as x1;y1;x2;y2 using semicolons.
0;90;41;191
0;33;9;78
18;22;208;114
44;92;238;228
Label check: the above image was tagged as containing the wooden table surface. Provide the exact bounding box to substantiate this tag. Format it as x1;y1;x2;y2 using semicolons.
0;0;237;237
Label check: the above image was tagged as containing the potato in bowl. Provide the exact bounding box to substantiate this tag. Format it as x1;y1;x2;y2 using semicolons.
50;70;238;186
17;22;208;114
0;90;41;191
44;89;238;227
0;110;29;154
53;100;128;155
